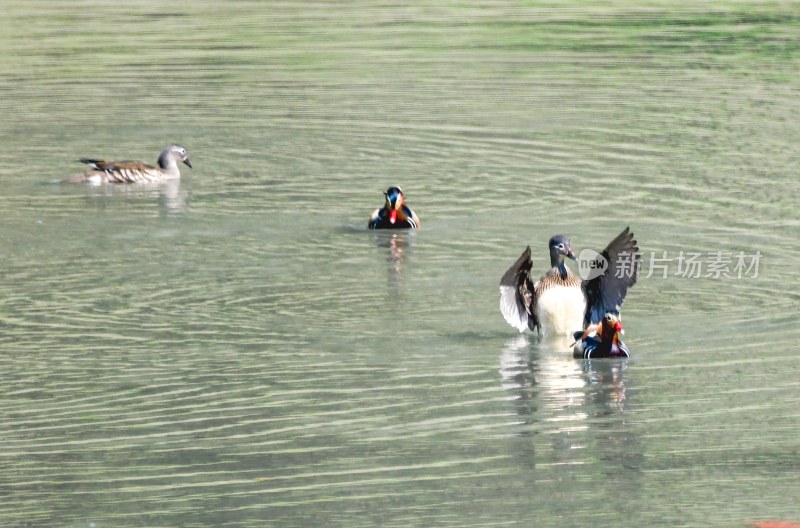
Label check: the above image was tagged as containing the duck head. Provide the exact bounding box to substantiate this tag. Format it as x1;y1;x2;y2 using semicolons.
600;312;623;341
548;235;577;267
159;144;192;170
384;186;405;225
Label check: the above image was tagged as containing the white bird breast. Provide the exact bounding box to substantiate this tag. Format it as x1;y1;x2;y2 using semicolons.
535;285;586;337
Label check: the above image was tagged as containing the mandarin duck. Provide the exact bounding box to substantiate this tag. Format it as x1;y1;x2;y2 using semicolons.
368;186;420;229
571;312;630;359
66;144;191;184
500;227;640;337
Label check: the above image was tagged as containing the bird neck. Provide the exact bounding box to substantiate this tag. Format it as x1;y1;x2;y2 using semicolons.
158;152;178;171
386;205;407;220
550;258;570;280
158;157;181;178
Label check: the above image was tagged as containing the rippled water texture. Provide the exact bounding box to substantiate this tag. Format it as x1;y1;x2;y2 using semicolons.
0;2;798;527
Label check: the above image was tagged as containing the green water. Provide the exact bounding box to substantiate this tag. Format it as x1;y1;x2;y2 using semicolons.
0;2;798;527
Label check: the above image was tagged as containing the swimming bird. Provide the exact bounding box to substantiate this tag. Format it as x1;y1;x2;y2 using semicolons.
499;227;640;337
65;144;191;184
368;186;420;229
571;312;630;359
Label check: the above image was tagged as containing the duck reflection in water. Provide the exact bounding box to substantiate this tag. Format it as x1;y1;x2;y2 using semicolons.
81;179;189;216
499;335;638;476
372;230;413;295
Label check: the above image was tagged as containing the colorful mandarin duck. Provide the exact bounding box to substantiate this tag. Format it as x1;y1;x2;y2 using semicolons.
66;144;191;184
571;312;630;359
500;227;640;337
368;186;420;229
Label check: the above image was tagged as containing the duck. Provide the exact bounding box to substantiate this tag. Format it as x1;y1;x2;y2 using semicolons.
368;186;420;229
65;144;191;184
571;312;630;359
499;227;640;337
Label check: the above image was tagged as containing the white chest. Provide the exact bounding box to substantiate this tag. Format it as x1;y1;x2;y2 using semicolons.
535;285;586;337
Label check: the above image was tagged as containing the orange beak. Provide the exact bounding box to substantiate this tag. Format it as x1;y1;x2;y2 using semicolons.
389;209;397;224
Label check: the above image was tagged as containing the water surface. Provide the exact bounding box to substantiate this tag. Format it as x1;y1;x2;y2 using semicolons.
0;2;798;527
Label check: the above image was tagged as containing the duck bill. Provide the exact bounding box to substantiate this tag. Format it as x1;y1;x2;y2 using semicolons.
567;250;577;261
183;158;193;169
389;208;398;224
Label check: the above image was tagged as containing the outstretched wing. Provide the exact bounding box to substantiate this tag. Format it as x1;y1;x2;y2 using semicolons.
582;227;640;326
499;246;537;332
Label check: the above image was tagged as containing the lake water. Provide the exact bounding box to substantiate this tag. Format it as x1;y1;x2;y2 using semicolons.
1;2;798;527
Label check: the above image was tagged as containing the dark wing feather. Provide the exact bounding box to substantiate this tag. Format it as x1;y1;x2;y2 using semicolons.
499;246;538;332
582;227;640;326
79;158;104;170
79;159;156;173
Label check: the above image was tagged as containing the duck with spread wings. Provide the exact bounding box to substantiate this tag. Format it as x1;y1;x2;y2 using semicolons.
499;227;640;337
